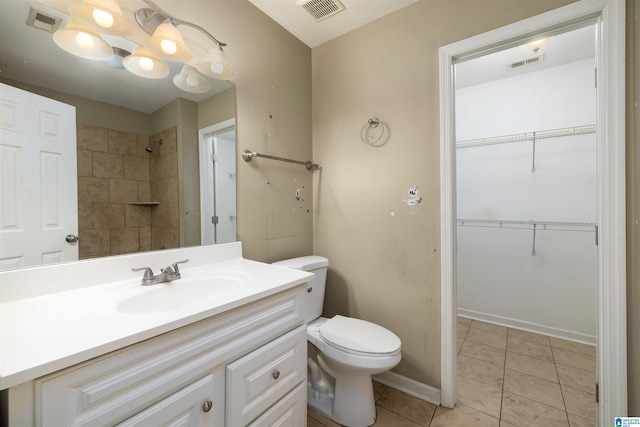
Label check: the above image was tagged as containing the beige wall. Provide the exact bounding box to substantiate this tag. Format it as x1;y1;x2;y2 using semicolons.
312;0;578;388
626;0;640;415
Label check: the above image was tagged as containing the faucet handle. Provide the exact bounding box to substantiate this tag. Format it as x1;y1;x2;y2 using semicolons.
171;259;189;275
132;267;155;280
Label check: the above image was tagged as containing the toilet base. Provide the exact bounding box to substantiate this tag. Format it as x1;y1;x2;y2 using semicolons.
306;376;376;427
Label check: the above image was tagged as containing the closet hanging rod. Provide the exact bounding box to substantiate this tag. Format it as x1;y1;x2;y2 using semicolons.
457;124;596;149
456;218;596;232
242;149;320;171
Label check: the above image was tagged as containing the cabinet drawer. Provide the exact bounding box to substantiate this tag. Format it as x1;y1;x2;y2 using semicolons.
117;372;220;427
248;382;306;427
226;325;307;426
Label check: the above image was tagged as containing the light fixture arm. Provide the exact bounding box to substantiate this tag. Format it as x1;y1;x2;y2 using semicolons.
140;0;226;47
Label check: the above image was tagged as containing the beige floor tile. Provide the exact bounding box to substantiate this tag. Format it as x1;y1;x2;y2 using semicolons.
466;327;508;350
460;339;507;366
562;385;596;421
457;375;503;418
508;328;551;346
500;421;519;427
371;406;423;427
457;323;470;340
308;407;341;427
501;392;569;427
507;336;554;362
503;368;565;410
550;337;596;357
505;351;559;383
373;380;387;402
556;363;596;394
552;347;596;374
430;404;499;427
376;387;437;426
458;355;505;388
458;316;472;328
567;412;596;427
307;415;327;427
470;320;508;336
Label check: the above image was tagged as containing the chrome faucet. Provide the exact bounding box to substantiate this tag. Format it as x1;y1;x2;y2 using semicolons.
132;259;189;286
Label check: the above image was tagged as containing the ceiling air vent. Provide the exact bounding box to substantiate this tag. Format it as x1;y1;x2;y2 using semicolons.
26;7;62;33
508;54;545;71
297;0;346;22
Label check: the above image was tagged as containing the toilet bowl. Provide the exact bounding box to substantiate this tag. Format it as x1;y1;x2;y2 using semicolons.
272;256;401;427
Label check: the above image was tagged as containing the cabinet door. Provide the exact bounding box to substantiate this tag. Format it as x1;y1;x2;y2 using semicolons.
117;373;220;427
226;325;306;426
248;383;306;427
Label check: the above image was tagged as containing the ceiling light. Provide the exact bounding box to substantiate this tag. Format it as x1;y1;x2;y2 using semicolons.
53;20;113;60
520;38;550;54
144;20;192;62
173;65;211;93
196;46;235;80
122;46;169;79
69;0;133;37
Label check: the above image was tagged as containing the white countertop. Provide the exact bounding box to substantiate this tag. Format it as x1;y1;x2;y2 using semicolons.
0;243;312;390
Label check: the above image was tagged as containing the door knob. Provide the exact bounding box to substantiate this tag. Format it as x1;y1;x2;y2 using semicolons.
65;234;79;243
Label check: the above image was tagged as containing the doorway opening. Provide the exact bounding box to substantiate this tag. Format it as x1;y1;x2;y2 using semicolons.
199;118;237;245
439;0;626;424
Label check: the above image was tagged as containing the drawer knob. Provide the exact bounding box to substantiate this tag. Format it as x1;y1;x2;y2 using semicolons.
307;286;313;293
202;399;213;413
272;369;280;380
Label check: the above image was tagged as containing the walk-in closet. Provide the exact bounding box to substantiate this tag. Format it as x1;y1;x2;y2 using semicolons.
455;24;597;344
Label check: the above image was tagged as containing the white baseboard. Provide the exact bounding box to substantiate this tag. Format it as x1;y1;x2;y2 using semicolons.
373;370;441;406
458;308;596;346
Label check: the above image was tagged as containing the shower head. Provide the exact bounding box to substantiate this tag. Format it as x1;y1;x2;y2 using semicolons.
145;139;162;153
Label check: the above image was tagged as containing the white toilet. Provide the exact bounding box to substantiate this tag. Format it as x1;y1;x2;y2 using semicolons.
273;256;401;427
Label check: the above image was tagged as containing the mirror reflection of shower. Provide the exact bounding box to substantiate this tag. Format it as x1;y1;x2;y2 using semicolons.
145;139;163;153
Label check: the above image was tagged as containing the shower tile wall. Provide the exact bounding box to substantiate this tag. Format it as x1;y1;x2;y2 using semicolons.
149;126;179;251
77;124;179;259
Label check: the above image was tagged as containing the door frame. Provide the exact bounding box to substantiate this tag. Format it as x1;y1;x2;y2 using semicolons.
438;0;626;423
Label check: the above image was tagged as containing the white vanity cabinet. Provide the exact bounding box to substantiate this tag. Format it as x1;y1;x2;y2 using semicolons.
5;285;307;427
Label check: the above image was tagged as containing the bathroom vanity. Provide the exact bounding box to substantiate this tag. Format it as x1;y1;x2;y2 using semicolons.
0;242;312;426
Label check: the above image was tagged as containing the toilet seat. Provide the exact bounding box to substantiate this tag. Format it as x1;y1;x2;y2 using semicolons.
319;315;401;355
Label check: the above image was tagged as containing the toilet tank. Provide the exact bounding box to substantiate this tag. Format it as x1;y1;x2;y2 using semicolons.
272;256;328;322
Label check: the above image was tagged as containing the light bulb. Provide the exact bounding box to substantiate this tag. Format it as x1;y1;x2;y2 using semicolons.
161;40;177;55
75;32;95;50
210;62;224;75
92;9;114;28
138;57;154;71
186;75;199;87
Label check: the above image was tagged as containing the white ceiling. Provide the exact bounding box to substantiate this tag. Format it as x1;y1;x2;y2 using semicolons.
248;0;418;48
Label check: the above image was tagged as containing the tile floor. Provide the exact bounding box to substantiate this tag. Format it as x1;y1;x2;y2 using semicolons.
307;317;597;426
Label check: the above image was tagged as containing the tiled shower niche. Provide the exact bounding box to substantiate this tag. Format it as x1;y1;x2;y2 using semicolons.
77;125;179;259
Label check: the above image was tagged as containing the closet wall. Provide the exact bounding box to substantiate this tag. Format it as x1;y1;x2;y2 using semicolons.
456;57;597;344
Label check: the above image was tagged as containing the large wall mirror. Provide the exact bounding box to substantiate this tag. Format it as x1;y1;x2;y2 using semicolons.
0;0;237;271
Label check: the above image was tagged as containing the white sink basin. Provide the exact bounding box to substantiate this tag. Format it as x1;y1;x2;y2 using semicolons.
86;271;253;315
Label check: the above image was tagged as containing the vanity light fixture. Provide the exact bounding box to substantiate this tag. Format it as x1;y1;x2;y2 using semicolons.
53;19;113;60
135;0;234;81
196;45;235;81
122;45;169;79
68;0;133;37
173;65;211;93
144;19;193;62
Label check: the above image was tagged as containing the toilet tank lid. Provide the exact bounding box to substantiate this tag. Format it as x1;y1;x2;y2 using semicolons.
272;255;328;271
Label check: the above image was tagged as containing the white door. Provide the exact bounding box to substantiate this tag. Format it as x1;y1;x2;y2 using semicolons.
199;119;236;245
0;83;78;270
